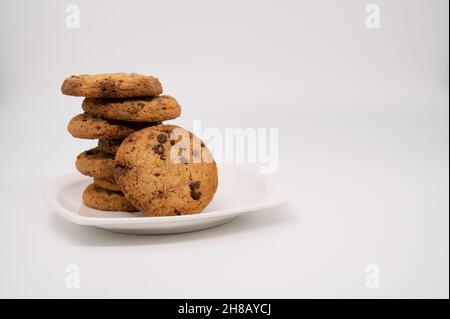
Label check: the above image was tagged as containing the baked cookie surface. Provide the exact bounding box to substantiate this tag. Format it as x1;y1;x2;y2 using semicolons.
93;177;121;192
61;73;162;98
114;125;218;216
75;147;115;179
82;95;181;122
82;183;137;212
68;113;157;140
97;138;123;154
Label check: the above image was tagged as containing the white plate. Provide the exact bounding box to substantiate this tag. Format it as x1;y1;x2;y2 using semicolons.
46;164;288;235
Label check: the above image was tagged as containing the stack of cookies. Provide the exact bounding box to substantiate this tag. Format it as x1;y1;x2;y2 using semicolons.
62;73;218;216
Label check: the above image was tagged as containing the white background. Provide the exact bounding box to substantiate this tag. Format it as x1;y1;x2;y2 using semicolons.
0;0;448;298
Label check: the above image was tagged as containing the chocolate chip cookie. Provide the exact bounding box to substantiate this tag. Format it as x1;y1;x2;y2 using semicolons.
114;125;218;216
93;177;121;192
75;147;115;179
61;73;162;98
82;183;137;212
82;95;181;122
68;113;158;140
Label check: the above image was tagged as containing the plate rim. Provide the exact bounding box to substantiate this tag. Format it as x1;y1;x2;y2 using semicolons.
45;164;288;226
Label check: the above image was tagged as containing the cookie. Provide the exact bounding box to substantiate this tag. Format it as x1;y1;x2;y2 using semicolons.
68;113;158;140
61;73;162;98
82;95;181;122
82;184;137;212
75;148;115;179
97;138;123;154
114;125;218;216
93;177;121;192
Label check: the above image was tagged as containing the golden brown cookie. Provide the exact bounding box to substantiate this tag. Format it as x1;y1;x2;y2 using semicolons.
82;184;137;212
82;95;181;122
61;73;162;98
93;177;121;192
97;138;123;154
67;113;158;140
114;125;218;217
75;148;115;179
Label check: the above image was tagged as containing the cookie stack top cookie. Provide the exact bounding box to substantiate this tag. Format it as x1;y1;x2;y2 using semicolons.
62;73;163;98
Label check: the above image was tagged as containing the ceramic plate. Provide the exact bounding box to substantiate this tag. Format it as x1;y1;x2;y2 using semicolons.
46;164;288;234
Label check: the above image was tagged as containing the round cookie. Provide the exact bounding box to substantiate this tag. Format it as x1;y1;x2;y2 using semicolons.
68;113;158;140
82;184;137;212
61;73;162;98
82;95;181;122
93;177;121;192
114;125;218;217
98;138;124;154
75;148;115;179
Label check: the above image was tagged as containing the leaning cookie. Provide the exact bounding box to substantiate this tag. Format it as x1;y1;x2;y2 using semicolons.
75;148;115;179
82;95;181;122
61;73;162;98
93;177;121;192
82;184;137;212
114;125;218;217
67;113;158;140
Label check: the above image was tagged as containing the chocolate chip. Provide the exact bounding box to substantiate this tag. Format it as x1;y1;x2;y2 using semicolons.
154;173;160;177
201;142;205;147
189;181;200;190
152;144;165;155
157;134;167;144
115;162;127;169
174;209;181;215
157;190;164;198
190;191;201;200
170;140;176;146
